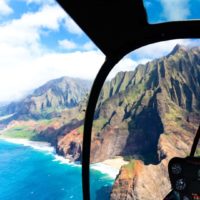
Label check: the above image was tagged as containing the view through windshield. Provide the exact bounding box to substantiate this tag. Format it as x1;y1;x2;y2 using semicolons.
0;1;200;200
90;39;200;199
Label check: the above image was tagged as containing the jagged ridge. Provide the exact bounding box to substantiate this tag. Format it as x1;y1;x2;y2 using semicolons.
0;77;91;121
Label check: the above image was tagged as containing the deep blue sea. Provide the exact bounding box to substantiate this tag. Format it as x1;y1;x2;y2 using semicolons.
0;140;114;200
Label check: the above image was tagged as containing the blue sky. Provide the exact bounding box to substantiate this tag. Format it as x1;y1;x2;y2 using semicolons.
0;0;200;103
144;0;200;23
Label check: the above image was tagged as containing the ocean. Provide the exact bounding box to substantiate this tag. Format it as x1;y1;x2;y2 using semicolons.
0;139;115;200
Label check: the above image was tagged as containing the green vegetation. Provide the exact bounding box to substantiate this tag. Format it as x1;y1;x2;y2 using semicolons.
93;118;107;130
3;126;36;139
39;119;52;125
77;125;84;134
124;160;136;177
195;148;200;157
77;112;85;121
126;83;145;103
164;104;183;122
124;155;134;161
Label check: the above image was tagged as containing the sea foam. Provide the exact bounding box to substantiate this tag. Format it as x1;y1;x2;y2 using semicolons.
52;155;81;167
91;163;119;179
1;137;118;179
0;138;55;154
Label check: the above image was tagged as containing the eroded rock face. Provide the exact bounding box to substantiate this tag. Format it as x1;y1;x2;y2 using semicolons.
107;45;200;199
110;116;199;200
56;130;82;162
110;160;143;200
90;125;130;163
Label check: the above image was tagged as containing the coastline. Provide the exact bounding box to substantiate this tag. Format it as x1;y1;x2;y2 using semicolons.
91;157;128;179
0;137;55;153
0;136;126;179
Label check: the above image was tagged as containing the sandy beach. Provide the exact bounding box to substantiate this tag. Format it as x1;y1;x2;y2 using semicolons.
91;157;128;179
100;156;129;170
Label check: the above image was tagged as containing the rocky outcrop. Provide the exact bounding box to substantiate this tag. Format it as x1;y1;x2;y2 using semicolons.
111;160;171;200
111;118;198;200
34;114;84;147
110;160;143;200
90;125;130;163
56;129;82;162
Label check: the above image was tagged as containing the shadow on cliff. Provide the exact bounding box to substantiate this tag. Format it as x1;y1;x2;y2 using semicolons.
122;88;164;165
94;185;112;200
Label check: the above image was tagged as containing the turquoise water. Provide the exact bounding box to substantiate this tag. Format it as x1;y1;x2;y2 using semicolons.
0;140;114;200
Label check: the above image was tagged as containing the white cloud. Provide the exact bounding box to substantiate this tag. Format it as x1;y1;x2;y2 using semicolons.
0;4;67;53
32;51;105;81
20;0;83;36
22;0;55;5
0;0;13;16
82;41;96;51
0;2;95;103
58;40;96;51
107;58;141;80
58;39;77;50
0;3;86;102
132;39;199;60
0;50;105;102
21;5;65;30
64;16;83;35
160;0;190;21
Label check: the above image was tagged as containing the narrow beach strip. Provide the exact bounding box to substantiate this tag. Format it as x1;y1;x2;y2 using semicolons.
91;157;128;179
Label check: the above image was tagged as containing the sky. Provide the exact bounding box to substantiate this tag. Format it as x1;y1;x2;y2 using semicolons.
144;0;200;23
0;0;200;103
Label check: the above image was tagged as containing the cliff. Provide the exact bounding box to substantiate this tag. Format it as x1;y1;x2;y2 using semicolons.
1;44;200;199
56;45;200;167
108;45;200;199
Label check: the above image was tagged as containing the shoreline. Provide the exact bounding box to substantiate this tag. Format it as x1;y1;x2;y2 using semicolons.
0;137;82;168
0;137;126;179
0;137;55;153
91;157;128;179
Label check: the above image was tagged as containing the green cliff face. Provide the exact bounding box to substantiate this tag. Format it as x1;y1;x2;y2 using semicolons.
106;45;200;200
91;44;200;164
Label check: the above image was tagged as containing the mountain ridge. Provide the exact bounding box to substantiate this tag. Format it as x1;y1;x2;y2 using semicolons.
0;76;91;121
